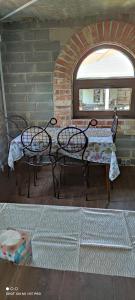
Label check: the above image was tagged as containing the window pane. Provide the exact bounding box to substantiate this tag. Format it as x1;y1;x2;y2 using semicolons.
79;88;132;111
77;48;134;79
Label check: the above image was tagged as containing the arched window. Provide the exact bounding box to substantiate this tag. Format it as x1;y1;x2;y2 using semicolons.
73;45;135;118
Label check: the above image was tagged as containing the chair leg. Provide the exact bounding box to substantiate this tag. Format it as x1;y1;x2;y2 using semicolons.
8;162;18;186
86;163;89;188
110;181;113;190
52;164;57;197
82;163;89;200
14;162;18;186
33;167;37;186
55;165;62;199
52;163;60;198
15;163;22;196
60;165;64;185
35;168;38;180
57;164;64;199
27;165;31;198
7;165;10;178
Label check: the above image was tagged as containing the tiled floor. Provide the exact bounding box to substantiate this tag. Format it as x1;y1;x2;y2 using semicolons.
1;164;135;210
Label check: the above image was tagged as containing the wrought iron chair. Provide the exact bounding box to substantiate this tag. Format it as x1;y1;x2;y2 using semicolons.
5;114;28;140
21;118;57;197
54;125;89;198
84;118;111;204
0;110;28;146
89;110;118;207
0;112;28;177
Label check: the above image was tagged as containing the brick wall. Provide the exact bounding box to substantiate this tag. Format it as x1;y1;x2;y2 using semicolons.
53;20;135;165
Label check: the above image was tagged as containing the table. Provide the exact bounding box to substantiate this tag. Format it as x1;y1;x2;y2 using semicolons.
0;203;135;278
8;127;120;181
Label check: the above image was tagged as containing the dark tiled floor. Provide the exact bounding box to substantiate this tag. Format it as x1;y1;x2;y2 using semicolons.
0;261;135;300
1;164;135;210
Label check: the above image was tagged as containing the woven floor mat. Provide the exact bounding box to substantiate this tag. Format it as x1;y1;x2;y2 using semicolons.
0;203;135;278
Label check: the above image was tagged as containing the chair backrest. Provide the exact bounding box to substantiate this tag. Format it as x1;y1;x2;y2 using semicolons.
6;114;28;139
111;110;118;142
44;117;57;129
21;126;52;156
89;119;98;127
83;119;98;133
57;126;88;160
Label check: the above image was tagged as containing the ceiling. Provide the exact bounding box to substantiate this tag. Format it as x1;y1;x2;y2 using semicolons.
0;0;135;22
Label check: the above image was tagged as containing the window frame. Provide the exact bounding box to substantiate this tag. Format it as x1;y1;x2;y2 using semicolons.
73;44;135;119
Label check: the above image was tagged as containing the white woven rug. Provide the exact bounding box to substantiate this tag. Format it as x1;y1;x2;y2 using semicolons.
0;203;135;277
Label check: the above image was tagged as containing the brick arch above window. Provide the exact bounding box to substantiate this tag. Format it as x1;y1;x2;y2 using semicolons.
53;20;135;127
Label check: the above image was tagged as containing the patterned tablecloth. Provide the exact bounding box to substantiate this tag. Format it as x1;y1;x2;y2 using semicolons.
0;203;135;278
8;127;120;181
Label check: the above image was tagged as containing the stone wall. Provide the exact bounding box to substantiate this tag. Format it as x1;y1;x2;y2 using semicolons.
1;21;60;125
